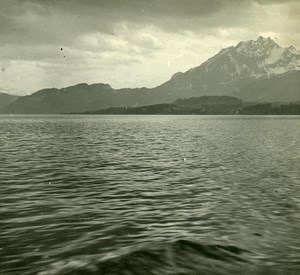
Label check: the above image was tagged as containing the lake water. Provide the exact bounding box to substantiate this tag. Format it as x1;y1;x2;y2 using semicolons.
0;115;300;275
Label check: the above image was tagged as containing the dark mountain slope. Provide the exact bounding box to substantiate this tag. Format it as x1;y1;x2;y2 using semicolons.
235;70;300;102
0;83;168;114
0;93;19;109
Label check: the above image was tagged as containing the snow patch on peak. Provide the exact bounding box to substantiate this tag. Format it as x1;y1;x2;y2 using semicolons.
187;36;300;83
235;36;278;56
235;41;251;53
231;36;300;77
268;66;291;76
289;46;300;55
263;47;285;65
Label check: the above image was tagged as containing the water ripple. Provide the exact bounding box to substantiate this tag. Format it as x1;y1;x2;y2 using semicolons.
0;115;300;274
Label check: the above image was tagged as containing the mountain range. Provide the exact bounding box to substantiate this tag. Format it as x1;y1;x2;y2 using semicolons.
1;36;300;114
0;93;19;110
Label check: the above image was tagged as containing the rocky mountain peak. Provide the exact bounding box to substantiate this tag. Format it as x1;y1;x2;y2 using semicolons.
164;36;300;103
235;36;278;57
215;36;300;78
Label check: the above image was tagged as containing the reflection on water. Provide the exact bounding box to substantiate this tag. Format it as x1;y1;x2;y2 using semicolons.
0;115;300;274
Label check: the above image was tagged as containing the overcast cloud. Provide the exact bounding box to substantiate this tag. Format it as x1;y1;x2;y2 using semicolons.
0;0;299;94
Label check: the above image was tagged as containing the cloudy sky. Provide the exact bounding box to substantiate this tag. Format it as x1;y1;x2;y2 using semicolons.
0;0;299;94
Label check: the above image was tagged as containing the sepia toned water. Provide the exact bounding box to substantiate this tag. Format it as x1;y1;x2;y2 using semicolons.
0;115;300;275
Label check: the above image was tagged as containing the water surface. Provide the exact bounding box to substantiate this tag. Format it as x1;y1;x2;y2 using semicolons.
1;115;300;274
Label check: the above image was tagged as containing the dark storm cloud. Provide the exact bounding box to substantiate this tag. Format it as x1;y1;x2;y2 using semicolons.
0;0;250;46
0;0;298;46
254;0;298;4
14;0;245;18
1;0;298;50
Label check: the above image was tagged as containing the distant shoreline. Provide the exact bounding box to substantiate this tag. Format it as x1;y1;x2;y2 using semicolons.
67;101;300;116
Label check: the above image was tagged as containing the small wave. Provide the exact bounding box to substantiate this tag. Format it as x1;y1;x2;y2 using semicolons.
42;239;252;275
172;239;250;263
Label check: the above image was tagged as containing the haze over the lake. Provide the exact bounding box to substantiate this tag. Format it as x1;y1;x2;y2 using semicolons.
0;0;300;94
